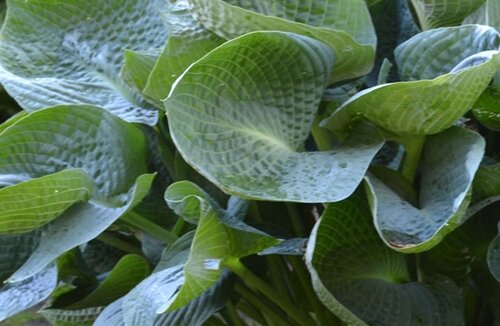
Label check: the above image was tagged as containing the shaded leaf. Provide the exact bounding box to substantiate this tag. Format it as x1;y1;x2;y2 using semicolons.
187;0;376;82
166;31;384;203
472;81;500;131
65;255;151;309
366;127;484;252
258;238;307;256
0;264;57;322
0;231;40;281
488;222;500;282
0;0;168;124
305;190;465;325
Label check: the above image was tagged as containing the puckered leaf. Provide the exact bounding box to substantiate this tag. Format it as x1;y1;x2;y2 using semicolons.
0;169;93;234
410;0;486;29
41;306;104;326
463;0;500;31
187;0;376;83
0;0;168;124
0;264;57;322
395;25;500;81
323;51;500;136
7;173;155;283
305;190;465;326
143;0;224;104
0;105;148;199
365;127;484;252
0;231;40;282
488;222;500;282
166;31;384;203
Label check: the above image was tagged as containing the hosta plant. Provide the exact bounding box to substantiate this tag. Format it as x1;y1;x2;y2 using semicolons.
0;0;499;325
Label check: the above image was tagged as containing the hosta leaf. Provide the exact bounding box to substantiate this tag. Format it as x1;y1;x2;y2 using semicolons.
365;127;484;252
463;0;500;31
121;231;232;325
64;255;151;309
143;0;224;104
0;231;40;281
0;0;168;124
0;105;148;198
488;222;500;282
410;0;486;29
395;25;500;81
103;273;230;326
420;207;499;281
187;0;376;82
0;169;93;234
166;31;384;203
473;163;500;201
305;190;465;326
120;49;160;106
160;181;277;312
41;306;104;326
323;51;500;136
472;82;500;131
7;173;154;283
0;264;57;322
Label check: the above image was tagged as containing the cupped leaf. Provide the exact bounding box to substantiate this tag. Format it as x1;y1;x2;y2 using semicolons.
305;190;465;326
410;0;486;29
187;0;376;82
0;169;93;234
63;255;151;309
395;25;500;81
0;0;168;124
463;0;500;31
366;127;484;252
323;51;500;136
121;231;232;326
162;181;278;311
488;222;500;282
0;105;148;198
166;31;384;203
0;264;57;322
143;0;224;104
7;173;155;283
